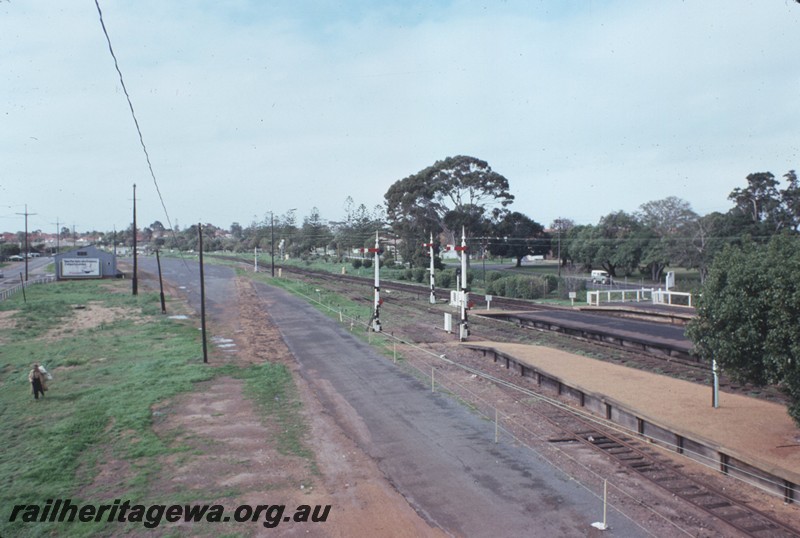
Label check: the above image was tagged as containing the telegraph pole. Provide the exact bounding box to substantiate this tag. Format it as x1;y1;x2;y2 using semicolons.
51;217;61;255
132;183;138;296
270;212;275;277
198;223;209;363
16;204;36;281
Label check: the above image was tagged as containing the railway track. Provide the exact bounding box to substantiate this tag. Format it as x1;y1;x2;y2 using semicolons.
216;255;800;535
217;257;783;402
530;400;800;537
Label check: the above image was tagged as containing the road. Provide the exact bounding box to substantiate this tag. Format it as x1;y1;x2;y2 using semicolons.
137;256;645;537
0;256;53;289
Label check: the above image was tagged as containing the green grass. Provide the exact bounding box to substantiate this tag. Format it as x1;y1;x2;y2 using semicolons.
0;278;314;537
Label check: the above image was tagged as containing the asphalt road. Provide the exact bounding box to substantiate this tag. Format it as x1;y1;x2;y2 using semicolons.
136;257;645;537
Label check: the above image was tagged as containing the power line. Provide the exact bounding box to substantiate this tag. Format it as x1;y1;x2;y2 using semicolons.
93;0;178;245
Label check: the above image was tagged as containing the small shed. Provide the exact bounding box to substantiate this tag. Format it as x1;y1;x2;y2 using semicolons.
54;245;117;280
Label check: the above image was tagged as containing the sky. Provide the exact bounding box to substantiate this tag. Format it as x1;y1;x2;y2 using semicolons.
2;0;800;236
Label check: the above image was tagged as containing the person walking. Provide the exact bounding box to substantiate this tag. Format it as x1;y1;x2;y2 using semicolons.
28;363;47;400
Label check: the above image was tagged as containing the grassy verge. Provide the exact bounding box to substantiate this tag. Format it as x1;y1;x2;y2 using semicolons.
0;278;311;537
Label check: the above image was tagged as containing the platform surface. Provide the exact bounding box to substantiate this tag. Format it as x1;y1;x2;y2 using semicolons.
465;341;800;484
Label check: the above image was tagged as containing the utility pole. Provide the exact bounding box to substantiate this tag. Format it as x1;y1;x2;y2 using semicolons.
270;212;275;277
51;217;60;255
16;204;36;281
132;183;138;296
198;223;209;363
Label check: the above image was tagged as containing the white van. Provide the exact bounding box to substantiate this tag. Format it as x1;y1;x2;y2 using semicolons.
591;270;610;284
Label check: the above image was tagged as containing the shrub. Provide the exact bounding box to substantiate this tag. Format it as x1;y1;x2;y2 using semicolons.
412;267;426;283
437;270;453;289
352;259;363;269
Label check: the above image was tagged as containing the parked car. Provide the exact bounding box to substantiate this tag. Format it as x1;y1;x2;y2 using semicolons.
8;255;24;262
591;269;611;284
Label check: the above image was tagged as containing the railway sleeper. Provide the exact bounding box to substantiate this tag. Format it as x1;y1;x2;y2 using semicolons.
701;500;732;510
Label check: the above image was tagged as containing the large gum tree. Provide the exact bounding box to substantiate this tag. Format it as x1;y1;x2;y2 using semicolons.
384;155;515;264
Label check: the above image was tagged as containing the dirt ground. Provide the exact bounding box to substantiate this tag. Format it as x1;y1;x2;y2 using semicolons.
133;276;445;537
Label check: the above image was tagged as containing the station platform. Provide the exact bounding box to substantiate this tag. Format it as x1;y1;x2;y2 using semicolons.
462;341;800;502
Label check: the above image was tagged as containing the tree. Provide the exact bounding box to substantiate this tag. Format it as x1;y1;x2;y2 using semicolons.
488;212;549;267
568;211;643;277
636;197;698;282
550;217;575;269
332;197;384;259
385;155;514;247
728;171;800;234
677;211;746;284
686;234;800;425
297;208;334;256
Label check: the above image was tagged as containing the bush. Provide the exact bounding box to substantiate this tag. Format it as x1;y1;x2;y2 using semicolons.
485;275;550;300
487;271;504;282
437;270;453;289
352;259;363;269
412;267;426;283
362;259;373;269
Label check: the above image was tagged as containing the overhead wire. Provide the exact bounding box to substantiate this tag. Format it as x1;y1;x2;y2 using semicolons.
93;0;192;270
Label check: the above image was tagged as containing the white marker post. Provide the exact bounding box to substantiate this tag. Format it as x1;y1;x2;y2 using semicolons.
455;227;469;341
712;358;720;408
369;231;382;332
424;233;436;304
591;479;609;531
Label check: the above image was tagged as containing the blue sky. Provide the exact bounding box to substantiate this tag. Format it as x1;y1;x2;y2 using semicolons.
2;0;800;235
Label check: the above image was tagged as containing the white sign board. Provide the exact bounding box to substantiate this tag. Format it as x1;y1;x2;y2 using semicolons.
61;258;100;277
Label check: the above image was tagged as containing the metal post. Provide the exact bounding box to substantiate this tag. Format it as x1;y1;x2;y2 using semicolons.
428;233;436;304
458;226;469;341
254;246;258;272
370;231;382;332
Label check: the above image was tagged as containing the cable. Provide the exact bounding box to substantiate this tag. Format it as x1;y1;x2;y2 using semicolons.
94;0;191;268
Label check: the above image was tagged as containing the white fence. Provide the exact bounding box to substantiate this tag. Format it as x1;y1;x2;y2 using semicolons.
0;275;56;302
586;288;693;308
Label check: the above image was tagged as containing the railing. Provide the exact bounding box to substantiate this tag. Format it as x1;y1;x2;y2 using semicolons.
586;288;694;308
652;289;694;308
586;288;654;306
0;275;56;302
